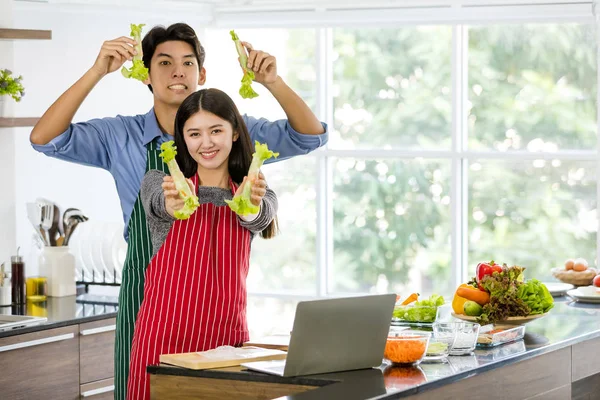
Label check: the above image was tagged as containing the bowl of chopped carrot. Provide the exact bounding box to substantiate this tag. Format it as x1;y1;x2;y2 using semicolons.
384;331;431;365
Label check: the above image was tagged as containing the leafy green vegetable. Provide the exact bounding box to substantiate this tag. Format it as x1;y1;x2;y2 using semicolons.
392;294;445;322
477;265;531;324
517;279;554;315
159;141;199;220
121;23;149;82
225;141;278;216
230;30;259;99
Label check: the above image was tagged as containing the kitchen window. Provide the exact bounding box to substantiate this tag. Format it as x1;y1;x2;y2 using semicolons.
203;17;597;302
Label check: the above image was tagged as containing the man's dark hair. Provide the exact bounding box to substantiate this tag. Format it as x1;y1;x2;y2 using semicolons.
141;23;206;93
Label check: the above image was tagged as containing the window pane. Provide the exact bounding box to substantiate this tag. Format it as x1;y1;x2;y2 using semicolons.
331;158;452;296
468;24;597;150
248;157;317;294
204;28;317;118
468;160;597;280
332;27;453;149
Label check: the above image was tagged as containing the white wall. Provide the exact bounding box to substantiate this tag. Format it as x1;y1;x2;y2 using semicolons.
0;0;16;270
8;2;211;276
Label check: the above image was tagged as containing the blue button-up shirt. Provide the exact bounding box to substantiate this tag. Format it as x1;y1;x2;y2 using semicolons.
32;109;328;240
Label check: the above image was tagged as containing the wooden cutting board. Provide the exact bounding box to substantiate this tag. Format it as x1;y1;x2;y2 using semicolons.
159;346;287;370
243;334;291;351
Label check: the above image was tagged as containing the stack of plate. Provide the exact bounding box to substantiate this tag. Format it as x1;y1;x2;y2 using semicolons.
566;286;600;304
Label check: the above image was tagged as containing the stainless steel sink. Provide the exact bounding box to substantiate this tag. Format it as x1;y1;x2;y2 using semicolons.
0;315;47;332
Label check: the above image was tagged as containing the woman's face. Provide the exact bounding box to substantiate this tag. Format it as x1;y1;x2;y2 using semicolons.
183;109;238;171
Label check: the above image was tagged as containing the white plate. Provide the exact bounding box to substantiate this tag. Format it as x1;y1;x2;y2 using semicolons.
451;311;548;325
567;287;600;304
542;282;574;296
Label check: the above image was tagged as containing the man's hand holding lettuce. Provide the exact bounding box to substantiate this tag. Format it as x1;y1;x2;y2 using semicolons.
230;30;259;99
159;141;199;220
121;23;149;81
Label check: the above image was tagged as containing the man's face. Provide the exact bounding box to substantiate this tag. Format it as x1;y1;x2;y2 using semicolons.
146;40;206;107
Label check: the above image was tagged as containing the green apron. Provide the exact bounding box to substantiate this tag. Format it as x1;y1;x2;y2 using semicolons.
114;141;168;400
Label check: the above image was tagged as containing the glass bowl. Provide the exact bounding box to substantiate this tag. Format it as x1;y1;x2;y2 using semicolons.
433;321;480;356
384;331;431;365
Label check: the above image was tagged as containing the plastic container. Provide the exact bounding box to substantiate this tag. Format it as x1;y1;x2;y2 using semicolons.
477;324;526;348
384;331;431;365
392;304;440;324
38;247;75;297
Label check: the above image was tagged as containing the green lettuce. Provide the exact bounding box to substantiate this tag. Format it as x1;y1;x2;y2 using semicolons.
392;294;445;322
159;141;199;220
517;279;554;315
121;23;149;82
225;141;278;216
230;30;259;99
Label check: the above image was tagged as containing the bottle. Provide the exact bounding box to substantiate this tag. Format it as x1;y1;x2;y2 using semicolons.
0;263;11;307
11;248;26;305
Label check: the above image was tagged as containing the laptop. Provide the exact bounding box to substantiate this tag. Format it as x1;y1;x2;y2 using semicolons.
241;293;396;377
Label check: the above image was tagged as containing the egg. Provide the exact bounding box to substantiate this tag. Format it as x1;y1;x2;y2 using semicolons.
565;259;575;270
573;258;588;272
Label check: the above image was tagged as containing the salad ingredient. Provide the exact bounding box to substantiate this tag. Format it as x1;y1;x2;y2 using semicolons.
426;341;448;356
225;141;278;216
463;300;483;316
400;292;419;306
121;23;149;81
565;259;575;270
477;265;530;325
452;284;470;314
593;275;600;287
476;261;503;291
384;336;428;364
516;279;554;315
573;258;588;272
230;30;259;99
159;141;200;220
393;294;444;322
456;286;490;306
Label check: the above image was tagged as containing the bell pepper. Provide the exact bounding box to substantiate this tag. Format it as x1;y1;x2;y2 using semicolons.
452;284;471;315
476;261;503;291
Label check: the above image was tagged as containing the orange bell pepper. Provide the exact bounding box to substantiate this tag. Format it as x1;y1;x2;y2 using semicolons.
452;284;470;314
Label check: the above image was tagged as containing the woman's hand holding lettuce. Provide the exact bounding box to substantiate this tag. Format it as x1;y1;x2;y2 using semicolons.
159;141;199;220
226;141;278;216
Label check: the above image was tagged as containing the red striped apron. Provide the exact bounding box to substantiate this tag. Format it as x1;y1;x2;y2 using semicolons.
127;175;252;400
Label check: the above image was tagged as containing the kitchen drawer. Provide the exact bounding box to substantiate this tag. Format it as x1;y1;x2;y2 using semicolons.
0;325;80;400
572;336;600;382
80;378;114;400
80;318;116;384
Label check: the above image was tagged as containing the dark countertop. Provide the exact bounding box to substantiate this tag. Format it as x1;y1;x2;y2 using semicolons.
148;297;600;399
0;294;118;339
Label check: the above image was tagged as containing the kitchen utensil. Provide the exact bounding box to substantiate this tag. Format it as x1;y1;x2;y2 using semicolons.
63;208;88;246
26;202;48;246
47;204;61;246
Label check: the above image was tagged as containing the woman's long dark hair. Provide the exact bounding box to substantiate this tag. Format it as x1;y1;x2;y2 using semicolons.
174;88;278;239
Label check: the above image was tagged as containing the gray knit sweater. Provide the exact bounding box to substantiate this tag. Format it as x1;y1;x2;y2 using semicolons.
141;170;278;256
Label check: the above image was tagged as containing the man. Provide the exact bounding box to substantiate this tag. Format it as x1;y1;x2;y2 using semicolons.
30;23;327;399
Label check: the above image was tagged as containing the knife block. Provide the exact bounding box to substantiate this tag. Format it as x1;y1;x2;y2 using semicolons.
38;247;76;297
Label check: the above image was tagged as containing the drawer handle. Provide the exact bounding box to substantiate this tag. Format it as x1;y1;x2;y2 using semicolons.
81;385;114;397
80;324;116;336
0;333;75;353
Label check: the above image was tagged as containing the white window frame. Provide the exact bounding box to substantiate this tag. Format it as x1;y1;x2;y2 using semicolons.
235;4;599;299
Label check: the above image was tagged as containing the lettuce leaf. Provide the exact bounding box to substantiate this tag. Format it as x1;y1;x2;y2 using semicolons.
121;23;149;82
230;30;259;99
517;279;554;315
225;141;278;216
159;141;199;220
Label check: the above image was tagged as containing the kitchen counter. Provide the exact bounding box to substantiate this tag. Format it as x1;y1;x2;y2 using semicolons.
0;294;118;339
148;298;600;400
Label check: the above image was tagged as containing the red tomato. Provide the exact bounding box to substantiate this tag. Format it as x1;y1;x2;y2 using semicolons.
593;275;600;288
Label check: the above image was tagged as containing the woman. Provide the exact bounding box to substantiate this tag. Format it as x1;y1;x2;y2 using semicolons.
127;88;278;400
